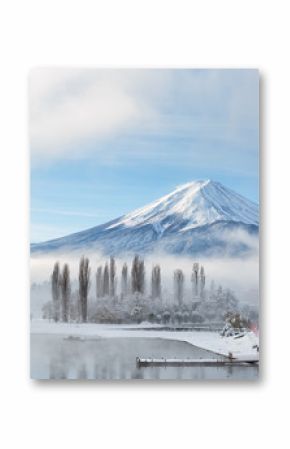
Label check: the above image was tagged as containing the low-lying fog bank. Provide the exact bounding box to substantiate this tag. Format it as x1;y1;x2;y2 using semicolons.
31;250;259;304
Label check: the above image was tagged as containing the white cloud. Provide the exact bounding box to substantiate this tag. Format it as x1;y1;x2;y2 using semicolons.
29;68;258;164
29;68;154;160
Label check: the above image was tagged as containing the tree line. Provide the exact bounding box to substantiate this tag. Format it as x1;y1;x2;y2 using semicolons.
50;255;207;323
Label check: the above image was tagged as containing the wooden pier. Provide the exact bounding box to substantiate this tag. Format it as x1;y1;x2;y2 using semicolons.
136;357;258;367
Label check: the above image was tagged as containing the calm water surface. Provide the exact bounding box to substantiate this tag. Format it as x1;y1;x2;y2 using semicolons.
31;335;258;380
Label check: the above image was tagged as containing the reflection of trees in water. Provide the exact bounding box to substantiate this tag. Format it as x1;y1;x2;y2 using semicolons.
49;351;90;379
78;363;88;379
154;367;161;380
95;353;123;380
132;368;144;379
93;360;119;380
93;362;100;379
137;366;161;380
175;366;183;380
227;365;233;377
94;355;115;380
49;357;67;379
49;360;57;379
118;361;126;379
38;336;259;380
198;366;205;380
48;345;70;379
101;365;109;380
107;356;116;379
118;359;134;380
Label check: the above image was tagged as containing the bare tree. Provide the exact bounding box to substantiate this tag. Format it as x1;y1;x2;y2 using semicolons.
151;265;161;299
103;263;109;296
109;256;116;297
96;266;103;298
200;265;205;299
51;262;61;322
131;255;139;293
79;256;90;322
174;269;184;306
121;263;128;297
131;255;145;294
60;263;71;322
139;259;145;294
192;262;199;297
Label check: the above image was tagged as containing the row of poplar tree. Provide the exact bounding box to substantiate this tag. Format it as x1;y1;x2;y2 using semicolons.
95;256;160;299
51;255;206;323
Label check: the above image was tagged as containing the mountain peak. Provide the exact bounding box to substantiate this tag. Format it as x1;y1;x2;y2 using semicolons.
174;179;211;191
31;180;259;256
107;179;258;232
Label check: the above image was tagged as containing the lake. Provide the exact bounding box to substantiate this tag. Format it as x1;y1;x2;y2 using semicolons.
31;334;259;380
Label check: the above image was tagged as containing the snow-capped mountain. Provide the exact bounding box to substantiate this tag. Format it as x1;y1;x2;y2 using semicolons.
31;180;259;257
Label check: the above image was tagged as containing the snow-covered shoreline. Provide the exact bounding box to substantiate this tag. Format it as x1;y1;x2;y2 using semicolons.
31;320;259;361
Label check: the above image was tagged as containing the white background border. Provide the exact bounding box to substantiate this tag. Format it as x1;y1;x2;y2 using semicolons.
0;1;288;448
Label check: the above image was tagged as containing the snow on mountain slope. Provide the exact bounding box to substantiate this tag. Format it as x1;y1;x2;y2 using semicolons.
107;180;258;232
31;180;259;257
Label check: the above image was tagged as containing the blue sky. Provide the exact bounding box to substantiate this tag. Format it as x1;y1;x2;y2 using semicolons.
30;68;259;242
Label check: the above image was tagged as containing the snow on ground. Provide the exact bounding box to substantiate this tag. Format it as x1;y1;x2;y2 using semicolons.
30;320;259;361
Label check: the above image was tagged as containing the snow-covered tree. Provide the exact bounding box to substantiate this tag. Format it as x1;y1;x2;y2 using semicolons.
161;310;171;324
174;269;184;306
174;309;183;325
191;262;199;297
68;290;81;322
224;289;238;310
51;262;61;322
103;263;109;296
139;259;145;294
79;256;90;322
131;255;145;294
109;256;116;297
217;285;223;300
151;265;161;299
60;263;71;322
121;263;128;297
200;265;205;298
96;266;103;298
42;301;54;321
182;309;190;323
131;256;138;293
